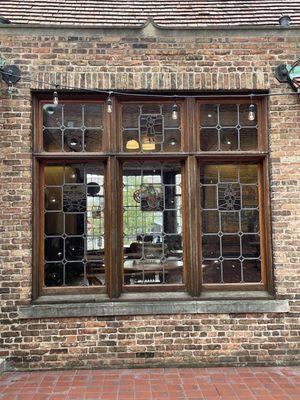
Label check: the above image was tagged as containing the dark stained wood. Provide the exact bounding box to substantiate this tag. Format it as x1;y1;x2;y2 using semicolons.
184;156;201;296
42;287;105;295
38;161;45;296
32;158;41;300
123;285;185;293
183;98;195;152
202;283;264;291
195;152;267;162
262;157;274;293
105;156;122;298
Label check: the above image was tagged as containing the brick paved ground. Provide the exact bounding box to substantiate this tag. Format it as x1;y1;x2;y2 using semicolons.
0;367;300;400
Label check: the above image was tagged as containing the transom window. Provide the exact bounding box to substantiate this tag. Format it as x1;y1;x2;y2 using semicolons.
34;95;271;298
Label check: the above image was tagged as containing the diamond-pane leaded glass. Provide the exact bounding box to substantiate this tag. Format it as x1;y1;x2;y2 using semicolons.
200;103;258;151
122;104;181;152
44;163;105;287
43;103;103;152
123;162;183;285
200;164;261;284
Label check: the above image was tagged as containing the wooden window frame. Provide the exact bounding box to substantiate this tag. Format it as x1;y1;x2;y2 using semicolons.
33;93;273;299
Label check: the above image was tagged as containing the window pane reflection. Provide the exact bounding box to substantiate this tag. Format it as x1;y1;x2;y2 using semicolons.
123;162;183;285
200;164;261;284
44;163;105;287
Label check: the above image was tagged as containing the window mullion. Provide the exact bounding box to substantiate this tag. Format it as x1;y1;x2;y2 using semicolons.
105;156;122;298
184;156;201;296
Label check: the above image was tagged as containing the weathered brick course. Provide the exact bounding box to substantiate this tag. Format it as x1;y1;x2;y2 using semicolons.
0;25;299;370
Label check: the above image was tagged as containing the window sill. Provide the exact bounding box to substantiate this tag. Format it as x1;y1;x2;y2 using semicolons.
19;292;289;319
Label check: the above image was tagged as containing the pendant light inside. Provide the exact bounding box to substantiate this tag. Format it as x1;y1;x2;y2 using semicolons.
126;138;140;150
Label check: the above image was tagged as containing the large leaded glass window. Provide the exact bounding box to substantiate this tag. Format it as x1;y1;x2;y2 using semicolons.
35;95;271;298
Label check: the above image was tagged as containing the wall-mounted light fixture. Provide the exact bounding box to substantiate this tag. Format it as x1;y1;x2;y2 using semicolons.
275;58;300;93
0;59;21;94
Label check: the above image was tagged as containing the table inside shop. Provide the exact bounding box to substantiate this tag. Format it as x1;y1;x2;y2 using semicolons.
124;259;183;284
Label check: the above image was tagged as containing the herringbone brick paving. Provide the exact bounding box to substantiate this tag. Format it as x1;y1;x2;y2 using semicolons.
0;367;299;400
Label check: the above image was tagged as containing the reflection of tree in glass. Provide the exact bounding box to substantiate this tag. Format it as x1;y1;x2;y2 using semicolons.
123;176;163;246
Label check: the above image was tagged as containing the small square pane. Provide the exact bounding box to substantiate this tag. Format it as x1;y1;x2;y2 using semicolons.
202;260;221;283
201;186;217;209
45;263;63;287
64;129;83;152
222;235;240;258
202;235;220;258
45;166;64;186
202;211;219;233
163;130;181;152
241;210;259;233
84;104;103;127
219;104;238;126
240;165;258;183
242;185;258;208
200;104;218;127
65;262;85;286
45;213;63;235
243;259;261;282
45;237;63;261
240;128;258;151
242;234;260;258
65;165;84;183
63;104;82;128
65;237;84;261
221;212;240;233
218;184;241;211
43;129;62;152
200;165;218;184
239;103;257;126
223;260;241;283
43;104;62;127
219;165;238;182
63;186;86;212
220;128;238;151
65;213;85;235
45;188;62;211
84;129;102;152
200;128;218;151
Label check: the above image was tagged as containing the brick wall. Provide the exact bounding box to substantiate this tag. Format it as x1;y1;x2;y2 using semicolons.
0;26;299;369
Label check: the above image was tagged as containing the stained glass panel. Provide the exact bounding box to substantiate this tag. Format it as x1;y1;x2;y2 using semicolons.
122;104;181;152
200;164;261;284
